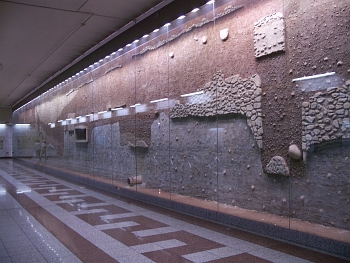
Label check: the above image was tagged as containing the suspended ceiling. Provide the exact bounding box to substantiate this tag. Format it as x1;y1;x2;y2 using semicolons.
0;0;207;111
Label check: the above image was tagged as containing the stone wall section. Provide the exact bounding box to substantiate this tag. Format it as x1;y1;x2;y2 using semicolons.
302;80;350;152
254;12;285;58
170;72;263;148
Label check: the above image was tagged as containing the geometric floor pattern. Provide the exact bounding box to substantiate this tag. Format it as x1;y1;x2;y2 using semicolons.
0;159;347;263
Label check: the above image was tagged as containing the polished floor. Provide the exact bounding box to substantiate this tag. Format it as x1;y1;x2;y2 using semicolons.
0;159;348;263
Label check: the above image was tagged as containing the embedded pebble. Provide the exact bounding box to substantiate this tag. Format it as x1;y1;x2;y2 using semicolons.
266;156;290;176
288;144;302;160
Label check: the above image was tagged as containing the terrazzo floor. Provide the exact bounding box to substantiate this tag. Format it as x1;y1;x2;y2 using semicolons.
0;159;347;263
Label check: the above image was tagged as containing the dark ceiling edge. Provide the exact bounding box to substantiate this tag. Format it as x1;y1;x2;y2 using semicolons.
13;0;209;111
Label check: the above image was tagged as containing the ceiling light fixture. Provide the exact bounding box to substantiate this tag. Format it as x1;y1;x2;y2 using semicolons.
112;107;123;111
150;98;168;103
180;91;204;97
178;15;186;19
292;72;336;82
191;8;199;12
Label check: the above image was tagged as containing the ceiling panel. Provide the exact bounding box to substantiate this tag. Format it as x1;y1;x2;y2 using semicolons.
3;0;87;12
20;15;129;89
79;0;163;19
1;79;41;107
0;1;91;106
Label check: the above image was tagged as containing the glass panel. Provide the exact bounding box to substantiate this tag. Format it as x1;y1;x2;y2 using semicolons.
90;62;114;182
285;0;350;243
73;75;91;177
42;88;59;167
53;83;69;171
0;123;11;158
214;0;291;229
134;27;171;199
167;2;218;208
108;48;138;191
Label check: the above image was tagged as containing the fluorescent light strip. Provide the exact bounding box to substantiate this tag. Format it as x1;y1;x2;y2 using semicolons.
112;107;123;111
98;111;107;114
16;124;30;126
66;118;72;121
130;103;141;108
292;72;336;82
58;120;63;122
191;8;199;12
153;29;159;32
150;98;168;103
180;91;204;97
86;114;93;117
126;43;132;47
164;23;171;27
207;0;215;4
178;15;186;20
134;39;139;43
143;34;149;38
118;48;123;51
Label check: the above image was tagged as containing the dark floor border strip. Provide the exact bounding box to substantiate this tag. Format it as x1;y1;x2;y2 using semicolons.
15;158;350;260
1;170;118;263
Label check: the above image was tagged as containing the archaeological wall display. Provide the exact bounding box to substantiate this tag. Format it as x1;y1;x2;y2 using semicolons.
12;0;350;244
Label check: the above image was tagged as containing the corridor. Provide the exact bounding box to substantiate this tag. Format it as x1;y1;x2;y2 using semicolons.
0;159;347;263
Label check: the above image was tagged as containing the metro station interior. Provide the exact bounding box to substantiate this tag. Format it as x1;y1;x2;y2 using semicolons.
0;0;349;262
